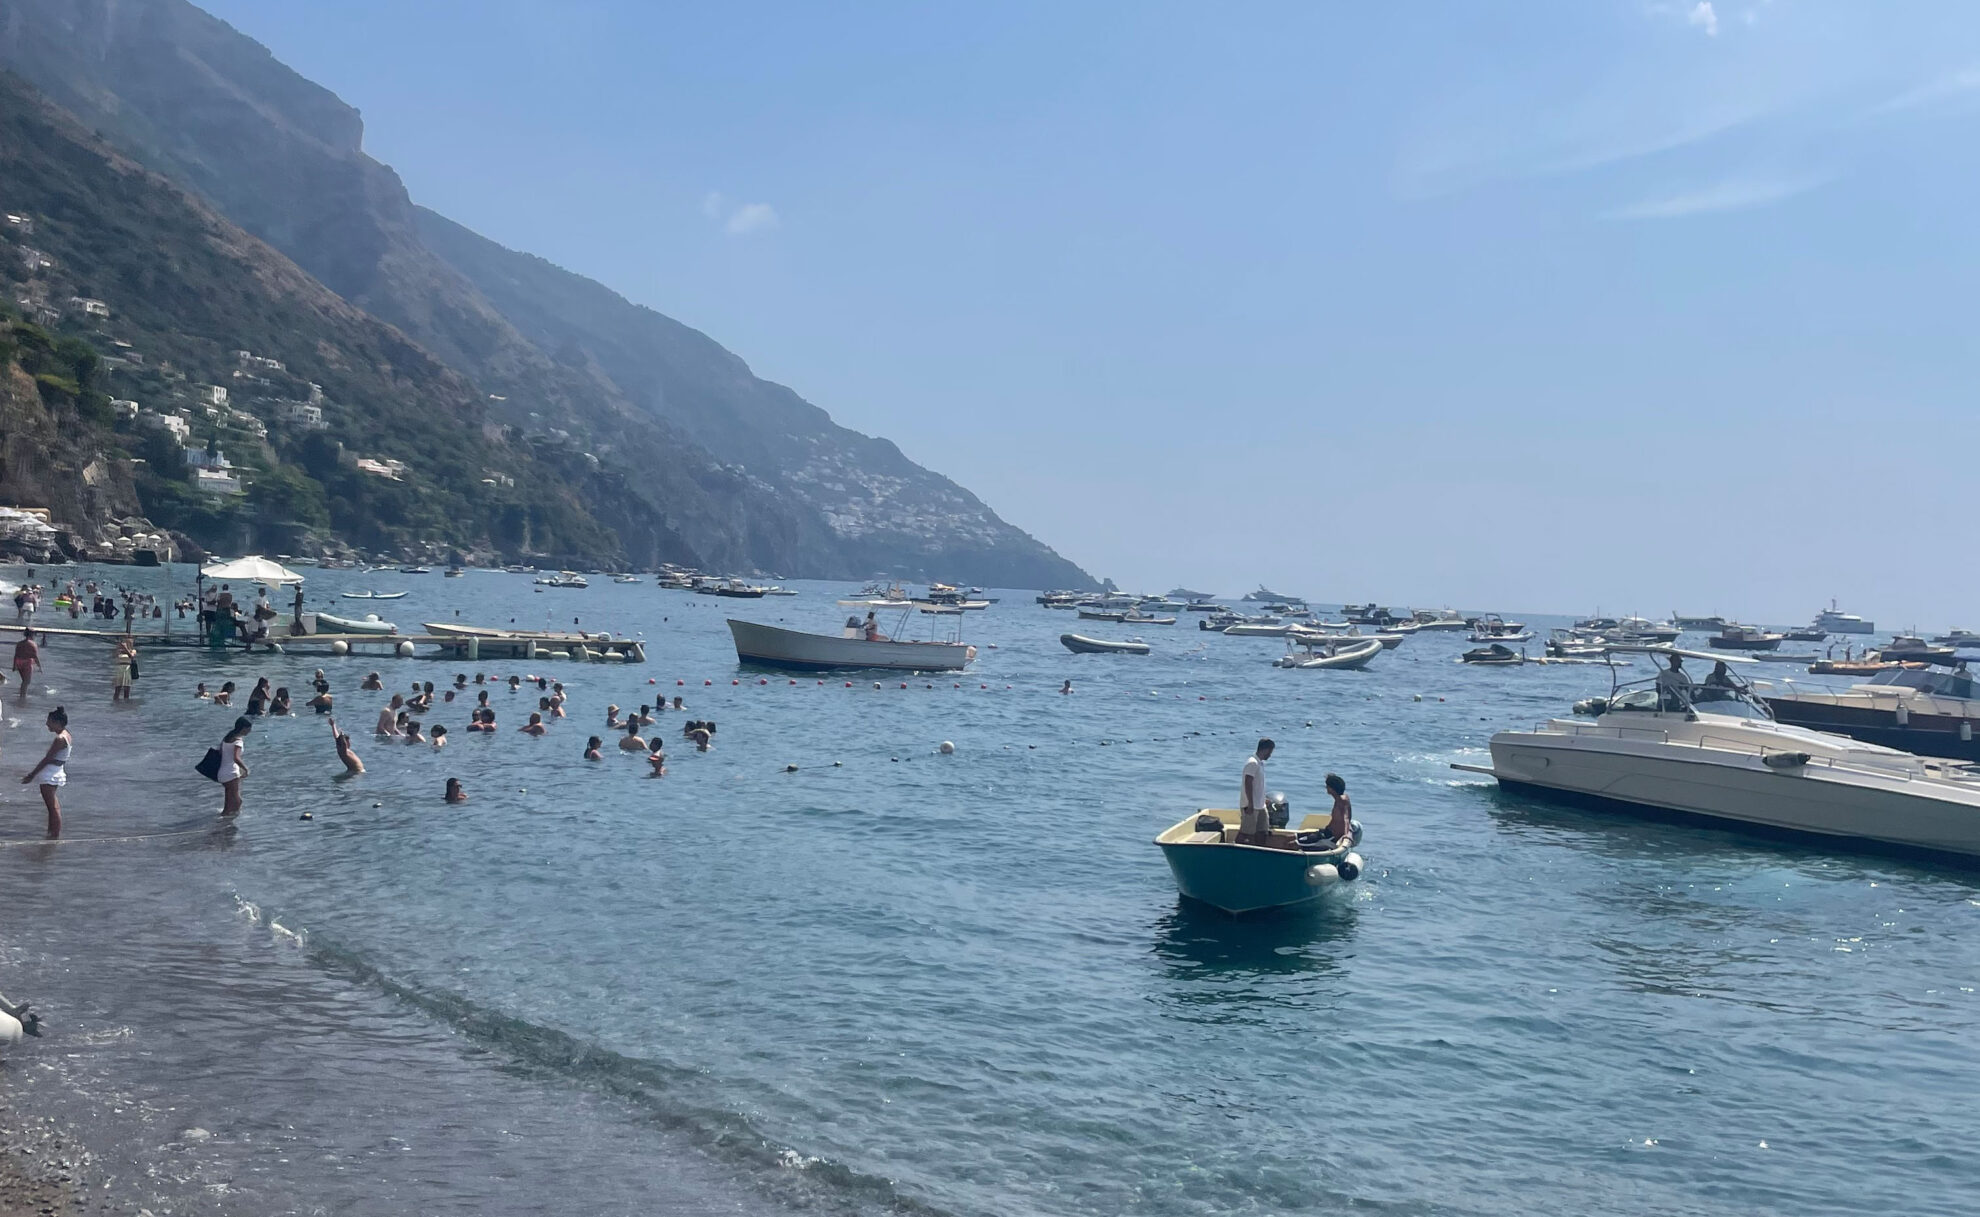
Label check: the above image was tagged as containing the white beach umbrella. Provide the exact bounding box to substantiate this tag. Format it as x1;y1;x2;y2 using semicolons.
198;555;305;585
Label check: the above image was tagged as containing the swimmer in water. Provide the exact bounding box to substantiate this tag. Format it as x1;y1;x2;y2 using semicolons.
404;720;425;744
377;695;403;736
361;672;383;692
619;719;647;752
195;682;209;699
328;716;364;775
214;681;235;707
430;725;448;749
444;777;467;804
507;675;522;692
646;739;667;776
605;704;622;729
519;712;548;737
584;735;604;761
1061;680;1073;695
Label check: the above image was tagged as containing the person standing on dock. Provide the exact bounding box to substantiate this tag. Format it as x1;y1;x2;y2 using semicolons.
1239;738;1275;845
11;628;40;700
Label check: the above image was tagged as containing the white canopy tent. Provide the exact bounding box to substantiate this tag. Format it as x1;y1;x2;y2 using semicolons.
198;555;304;585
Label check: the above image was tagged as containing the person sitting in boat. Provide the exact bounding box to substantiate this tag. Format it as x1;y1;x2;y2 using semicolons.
1655;655;1693;712
1238;738;1275;845
864;611;888;642
1324;773;1355;844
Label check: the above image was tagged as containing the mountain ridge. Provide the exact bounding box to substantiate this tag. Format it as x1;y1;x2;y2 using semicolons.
0;0;1095;587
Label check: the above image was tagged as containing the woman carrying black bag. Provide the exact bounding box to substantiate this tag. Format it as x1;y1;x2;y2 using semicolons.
206;716;252;816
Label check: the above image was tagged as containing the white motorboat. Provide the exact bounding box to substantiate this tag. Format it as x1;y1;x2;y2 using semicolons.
1461;643;1525;666
314;611;397;635
1288;626;1404;650
612;575;642;584
1061;633;1150;656
1411;608;1468;631
1708;623;1783;651
1457;646;1980;858
1221;622;1293;638
341;590;408;600
727;616;975;672
535;572;589;589
1467;615;1533;643
1276;636;1383;670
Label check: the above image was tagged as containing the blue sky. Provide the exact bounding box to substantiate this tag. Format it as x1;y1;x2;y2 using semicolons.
200;1;1980;624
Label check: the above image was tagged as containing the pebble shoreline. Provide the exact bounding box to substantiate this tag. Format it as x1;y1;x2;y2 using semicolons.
0;1091;91;1217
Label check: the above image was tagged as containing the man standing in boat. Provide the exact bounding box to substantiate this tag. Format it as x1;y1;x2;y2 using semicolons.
1239;738;1274;844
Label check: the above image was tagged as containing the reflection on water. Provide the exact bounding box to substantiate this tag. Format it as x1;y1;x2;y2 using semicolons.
1150;894;1359;981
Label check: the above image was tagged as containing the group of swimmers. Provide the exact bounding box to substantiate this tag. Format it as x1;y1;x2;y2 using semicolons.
194;668;711;814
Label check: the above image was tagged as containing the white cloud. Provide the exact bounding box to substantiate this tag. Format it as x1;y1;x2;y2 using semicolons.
724;202;779;235
1871;64;1980;115
1688;2;1719;37
700;192;780;236
1606;169;1830;219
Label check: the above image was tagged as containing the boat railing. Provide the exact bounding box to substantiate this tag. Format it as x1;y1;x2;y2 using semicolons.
1542;719;1956;784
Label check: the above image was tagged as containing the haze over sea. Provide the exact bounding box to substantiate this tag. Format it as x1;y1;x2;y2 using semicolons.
3;567;1976;1216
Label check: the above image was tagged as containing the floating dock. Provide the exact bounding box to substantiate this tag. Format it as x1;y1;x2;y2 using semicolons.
0;620;645;663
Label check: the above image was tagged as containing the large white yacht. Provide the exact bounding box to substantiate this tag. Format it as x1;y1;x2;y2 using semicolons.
1456;646;1980;858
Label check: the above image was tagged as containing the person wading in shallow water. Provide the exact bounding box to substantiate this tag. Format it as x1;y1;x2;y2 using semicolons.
21;706;70;838
12;628;40;700
217;716;252;817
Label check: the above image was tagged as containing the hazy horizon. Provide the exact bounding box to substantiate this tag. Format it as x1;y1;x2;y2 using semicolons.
196;1;1980;627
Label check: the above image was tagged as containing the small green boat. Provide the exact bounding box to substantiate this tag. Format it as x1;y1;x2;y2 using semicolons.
1155;809;1365;914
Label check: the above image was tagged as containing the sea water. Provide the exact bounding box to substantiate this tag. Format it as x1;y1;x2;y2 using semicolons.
2;569;1977;1216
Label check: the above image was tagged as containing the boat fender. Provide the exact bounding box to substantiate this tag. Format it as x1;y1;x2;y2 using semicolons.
1963;721;1974;742
939;741;955;755
330;640;349;657
1761;751;1811;770
1339;852;1364;881
395;641;414;658
1305;863;1340;887
1895;704;1910;727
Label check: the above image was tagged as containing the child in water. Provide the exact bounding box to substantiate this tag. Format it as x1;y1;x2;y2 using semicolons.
1325;773;1353;843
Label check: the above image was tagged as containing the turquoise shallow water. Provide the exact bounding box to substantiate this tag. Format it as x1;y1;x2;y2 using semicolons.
3;568;1978;1216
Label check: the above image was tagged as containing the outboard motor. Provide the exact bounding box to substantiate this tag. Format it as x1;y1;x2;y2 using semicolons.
1266;793;1291;830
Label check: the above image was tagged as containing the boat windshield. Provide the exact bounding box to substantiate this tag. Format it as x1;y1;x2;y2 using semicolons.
1603;653;1774;721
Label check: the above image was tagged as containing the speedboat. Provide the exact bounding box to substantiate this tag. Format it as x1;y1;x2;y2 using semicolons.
1708;623;1783;651
399;566;431;575
1221;622;1292;638
1462;643;1525;666
612;574;642;584
1289;625;1405;650
1468;615;1533;643
1611;616;1681;644
535;572;589;589
1763;660;1980;762
342;589;408;600
1877;634;1956;664
1934;629;1980;647
1411;608;1468;631
1061;633;1150;656
1275;636;1383;670
1456;645;1980;858
444;567;464;578
1546;629;1609;659
1155;805;1365;914
1674;613;1726;631
1815;600;1875;635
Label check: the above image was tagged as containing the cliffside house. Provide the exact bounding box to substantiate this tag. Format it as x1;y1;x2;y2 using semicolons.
2;213;32;235
233;350;285;373
354;457;408;480
198;384;228;407
183;445;233;472
278;400;325;428
143;411;191;443
193;468;244;496
18;247;51;272
110;398;139;420
67;296;109;319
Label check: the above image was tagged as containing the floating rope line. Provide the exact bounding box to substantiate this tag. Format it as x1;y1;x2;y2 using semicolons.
0;824;228;850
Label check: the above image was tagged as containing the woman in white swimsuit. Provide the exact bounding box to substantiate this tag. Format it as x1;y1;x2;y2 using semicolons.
20;706;70;839
218;716;252;817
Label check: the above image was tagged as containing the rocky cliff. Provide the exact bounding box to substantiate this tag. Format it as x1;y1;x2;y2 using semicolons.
0;0;1095;587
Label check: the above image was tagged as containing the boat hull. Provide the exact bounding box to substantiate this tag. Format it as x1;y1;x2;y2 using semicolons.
1061;634;1150;655
313;612;397;635
727;619;975;672
1485;730;1980;857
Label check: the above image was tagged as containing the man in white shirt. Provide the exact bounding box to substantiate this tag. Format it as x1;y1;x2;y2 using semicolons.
1239;738;1275;844
1656;654;1693;712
